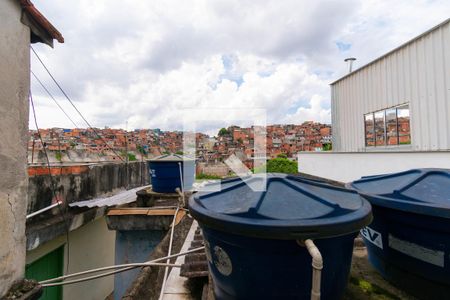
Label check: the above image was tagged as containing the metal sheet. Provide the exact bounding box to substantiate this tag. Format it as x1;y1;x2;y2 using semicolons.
69;185;150;208
331;20;450;152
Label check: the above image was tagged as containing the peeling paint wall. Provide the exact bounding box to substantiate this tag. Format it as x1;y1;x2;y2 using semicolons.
0;0;30;296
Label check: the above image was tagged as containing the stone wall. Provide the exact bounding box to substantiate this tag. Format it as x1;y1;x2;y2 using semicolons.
0;0;30;296
27;162;150;214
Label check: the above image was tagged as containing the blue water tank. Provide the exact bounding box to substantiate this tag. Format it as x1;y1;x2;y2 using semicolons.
147;154;195;193
189;173;372;299
348;168;450;299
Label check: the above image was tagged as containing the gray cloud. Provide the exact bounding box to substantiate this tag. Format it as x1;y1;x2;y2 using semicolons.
29;0;450;132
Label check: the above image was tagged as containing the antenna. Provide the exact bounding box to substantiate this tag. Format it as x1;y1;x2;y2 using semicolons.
344;57;356;73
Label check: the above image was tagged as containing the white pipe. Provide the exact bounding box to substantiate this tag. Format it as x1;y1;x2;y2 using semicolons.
159;206;180;300
26;201;62;219
39;246;205;284
177;162;185;206
304;239;323;300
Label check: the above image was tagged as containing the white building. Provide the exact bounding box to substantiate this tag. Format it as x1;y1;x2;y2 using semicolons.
299;18;450;182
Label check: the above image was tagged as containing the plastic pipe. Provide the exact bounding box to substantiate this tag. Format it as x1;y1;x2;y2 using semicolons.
304;239;323;300
26;201;62;219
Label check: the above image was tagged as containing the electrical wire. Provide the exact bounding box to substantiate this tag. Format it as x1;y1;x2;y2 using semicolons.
42;263;182;287
30;45;125;162
29;91;71;274
39;246;205;287
31;70;78;128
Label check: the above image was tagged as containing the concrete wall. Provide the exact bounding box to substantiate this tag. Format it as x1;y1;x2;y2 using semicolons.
114;230;165;300
0;0;30;296
331;19;450;152
298;151;450;183
26;217;116;300
28;162;149;214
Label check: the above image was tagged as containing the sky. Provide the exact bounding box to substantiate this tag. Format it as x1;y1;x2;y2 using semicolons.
30;0;450;134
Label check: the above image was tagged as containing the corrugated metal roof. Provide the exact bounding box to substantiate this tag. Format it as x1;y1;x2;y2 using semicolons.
69;185;151;208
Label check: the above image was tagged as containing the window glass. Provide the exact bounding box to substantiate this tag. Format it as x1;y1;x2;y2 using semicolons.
385;108;398;145
397;105;411;145
364;114;374;146
374;111;385;146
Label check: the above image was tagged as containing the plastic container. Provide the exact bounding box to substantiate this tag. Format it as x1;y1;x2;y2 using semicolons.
189;173;372;300
348;168;450;299
147;154;195;193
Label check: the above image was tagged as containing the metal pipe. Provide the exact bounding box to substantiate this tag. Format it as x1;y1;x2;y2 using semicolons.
177;162;185;207
26;201;62;219
304;239;323;300
344;57;356;73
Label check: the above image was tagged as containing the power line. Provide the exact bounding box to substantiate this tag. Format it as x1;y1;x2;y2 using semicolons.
31;70;79;128
30;45;125;162
29;91;71;274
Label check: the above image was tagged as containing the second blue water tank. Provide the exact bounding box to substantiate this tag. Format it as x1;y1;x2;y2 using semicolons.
147;154;195;193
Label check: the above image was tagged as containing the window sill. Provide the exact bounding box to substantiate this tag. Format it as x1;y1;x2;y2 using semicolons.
364;145;412;152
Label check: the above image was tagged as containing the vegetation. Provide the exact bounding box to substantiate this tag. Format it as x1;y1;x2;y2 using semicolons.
137;145;147;154
127;153;137;161
254;157;298;174
348;276;401;300
55;152;62;162
196;173;222;180
218;127;229;136
276;153;288;159
175;150;184;155
322;143;332;151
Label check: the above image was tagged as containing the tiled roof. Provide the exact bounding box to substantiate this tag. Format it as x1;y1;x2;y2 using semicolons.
19;0;64;45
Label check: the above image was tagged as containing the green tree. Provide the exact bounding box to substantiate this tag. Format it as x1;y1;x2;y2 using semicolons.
55;151;62;162
218;128;229;136
322;143;332;151
175;150;184;155
276;153;288;159
127;153;137;161
254;157;298;174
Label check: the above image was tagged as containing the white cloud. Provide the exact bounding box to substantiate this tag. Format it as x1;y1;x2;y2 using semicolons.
29;0;450;133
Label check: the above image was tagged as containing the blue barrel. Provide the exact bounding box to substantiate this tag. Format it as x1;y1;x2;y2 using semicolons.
189;174;372;300
147;154;195;193
348;168;450;299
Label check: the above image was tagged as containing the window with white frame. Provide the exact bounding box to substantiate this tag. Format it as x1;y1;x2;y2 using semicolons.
364;104;411;147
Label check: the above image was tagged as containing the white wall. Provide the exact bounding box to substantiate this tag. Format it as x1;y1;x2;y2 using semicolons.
332;20;450;152
0;0;30;296
298;151;450;183
26;217;116;300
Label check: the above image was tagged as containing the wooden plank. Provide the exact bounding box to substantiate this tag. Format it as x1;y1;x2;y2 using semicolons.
147;209;177;216
107;208;149;216
108;208;181;217
174;210;186;226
